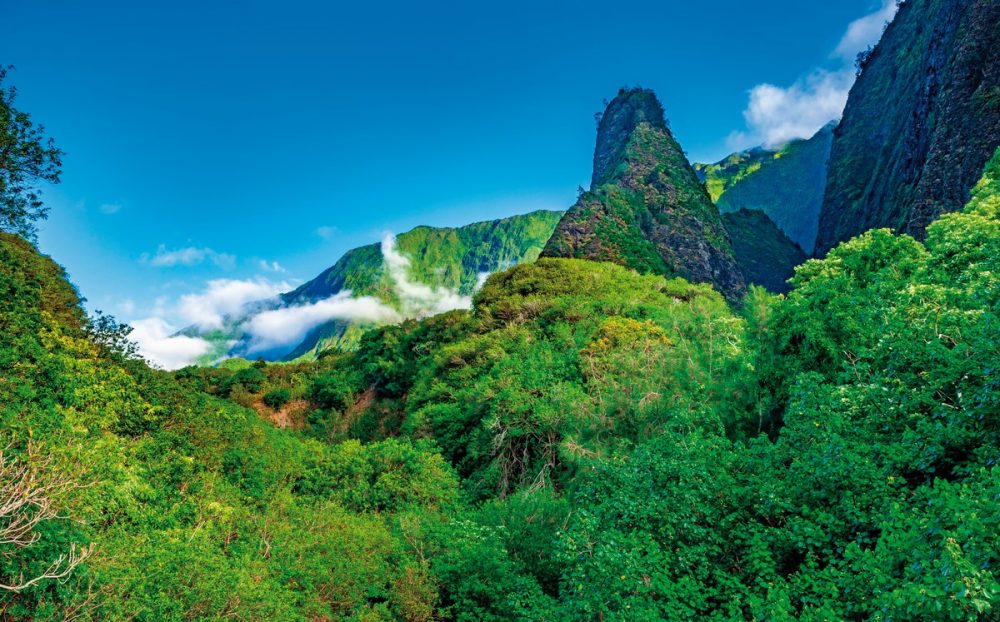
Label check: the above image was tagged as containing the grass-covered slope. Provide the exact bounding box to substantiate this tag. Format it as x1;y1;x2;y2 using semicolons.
543;88;746;302
816;0;1000;254
697;124;834;254
722;208;807;294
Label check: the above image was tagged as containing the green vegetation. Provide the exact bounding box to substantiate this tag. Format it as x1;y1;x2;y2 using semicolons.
4;147;1000;618
695;147;770;203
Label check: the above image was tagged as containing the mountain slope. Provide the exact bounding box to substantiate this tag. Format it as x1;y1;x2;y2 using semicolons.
543;88;745;302
285;210;563;306
816;0;1000;255
191;210;563;362
697;124;834;254
721;208;807;294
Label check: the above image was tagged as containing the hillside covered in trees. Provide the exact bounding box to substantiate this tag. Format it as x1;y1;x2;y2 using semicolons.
1;148;998;618
3;0;1000;617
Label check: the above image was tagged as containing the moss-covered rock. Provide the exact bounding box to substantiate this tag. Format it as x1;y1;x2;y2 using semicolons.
544;88;746;302
816;0;1000;254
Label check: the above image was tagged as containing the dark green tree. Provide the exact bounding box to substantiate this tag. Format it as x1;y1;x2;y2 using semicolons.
0;66;62;240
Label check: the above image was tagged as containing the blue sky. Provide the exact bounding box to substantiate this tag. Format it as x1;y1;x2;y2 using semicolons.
3;0;896;365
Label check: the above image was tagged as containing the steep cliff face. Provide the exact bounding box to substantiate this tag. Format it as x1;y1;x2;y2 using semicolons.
544;88;746;301
698;124;834;254
816;0;1000;255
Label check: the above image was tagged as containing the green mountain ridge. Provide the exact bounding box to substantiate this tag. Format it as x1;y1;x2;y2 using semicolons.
187;209;563;362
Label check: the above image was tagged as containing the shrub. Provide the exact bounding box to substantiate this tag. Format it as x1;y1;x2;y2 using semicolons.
263;388;292;409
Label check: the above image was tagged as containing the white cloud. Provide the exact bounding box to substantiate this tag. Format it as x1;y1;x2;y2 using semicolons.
143;245;237;270
729;0;899;151
129;317;211;370
381;233;473;317
729;70;855;149
99;202;123;215
244;292;401;352
835;0;899;61
127;277;290;367
128;233;489;364
258;259;286;273
177;278;290;330
315;225;338;240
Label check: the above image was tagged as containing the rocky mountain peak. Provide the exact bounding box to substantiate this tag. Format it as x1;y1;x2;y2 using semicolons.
591;87;668;187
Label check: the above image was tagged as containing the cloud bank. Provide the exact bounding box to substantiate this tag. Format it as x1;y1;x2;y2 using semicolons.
241;233;475;353
129;317;212;370
729;0;899;151
244;292;401;352
131;232;480;368
177;278;290;330
127;276;291;369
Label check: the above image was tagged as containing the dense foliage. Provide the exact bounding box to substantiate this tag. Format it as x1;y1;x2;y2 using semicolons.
2;148;999;619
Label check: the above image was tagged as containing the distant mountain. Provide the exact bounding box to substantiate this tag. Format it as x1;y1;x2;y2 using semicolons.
187;210;563;361
695;124;834;254
543;88;745;302
816;0;1000;255
721;208;806;294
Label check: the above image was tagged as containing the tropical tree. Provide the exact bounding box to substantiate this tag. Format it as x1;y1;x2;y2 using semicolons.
0;66;62;240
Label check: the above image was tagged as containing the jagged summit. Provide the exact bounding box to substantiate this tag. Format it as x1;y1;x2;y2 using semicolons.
591;87;668;187
544;88;746;302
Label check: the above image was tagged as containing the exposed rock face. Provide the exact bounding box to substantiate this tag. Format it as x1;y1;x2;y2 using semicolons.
544;88;746;302
591;89;669;188
816;0;1000;255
